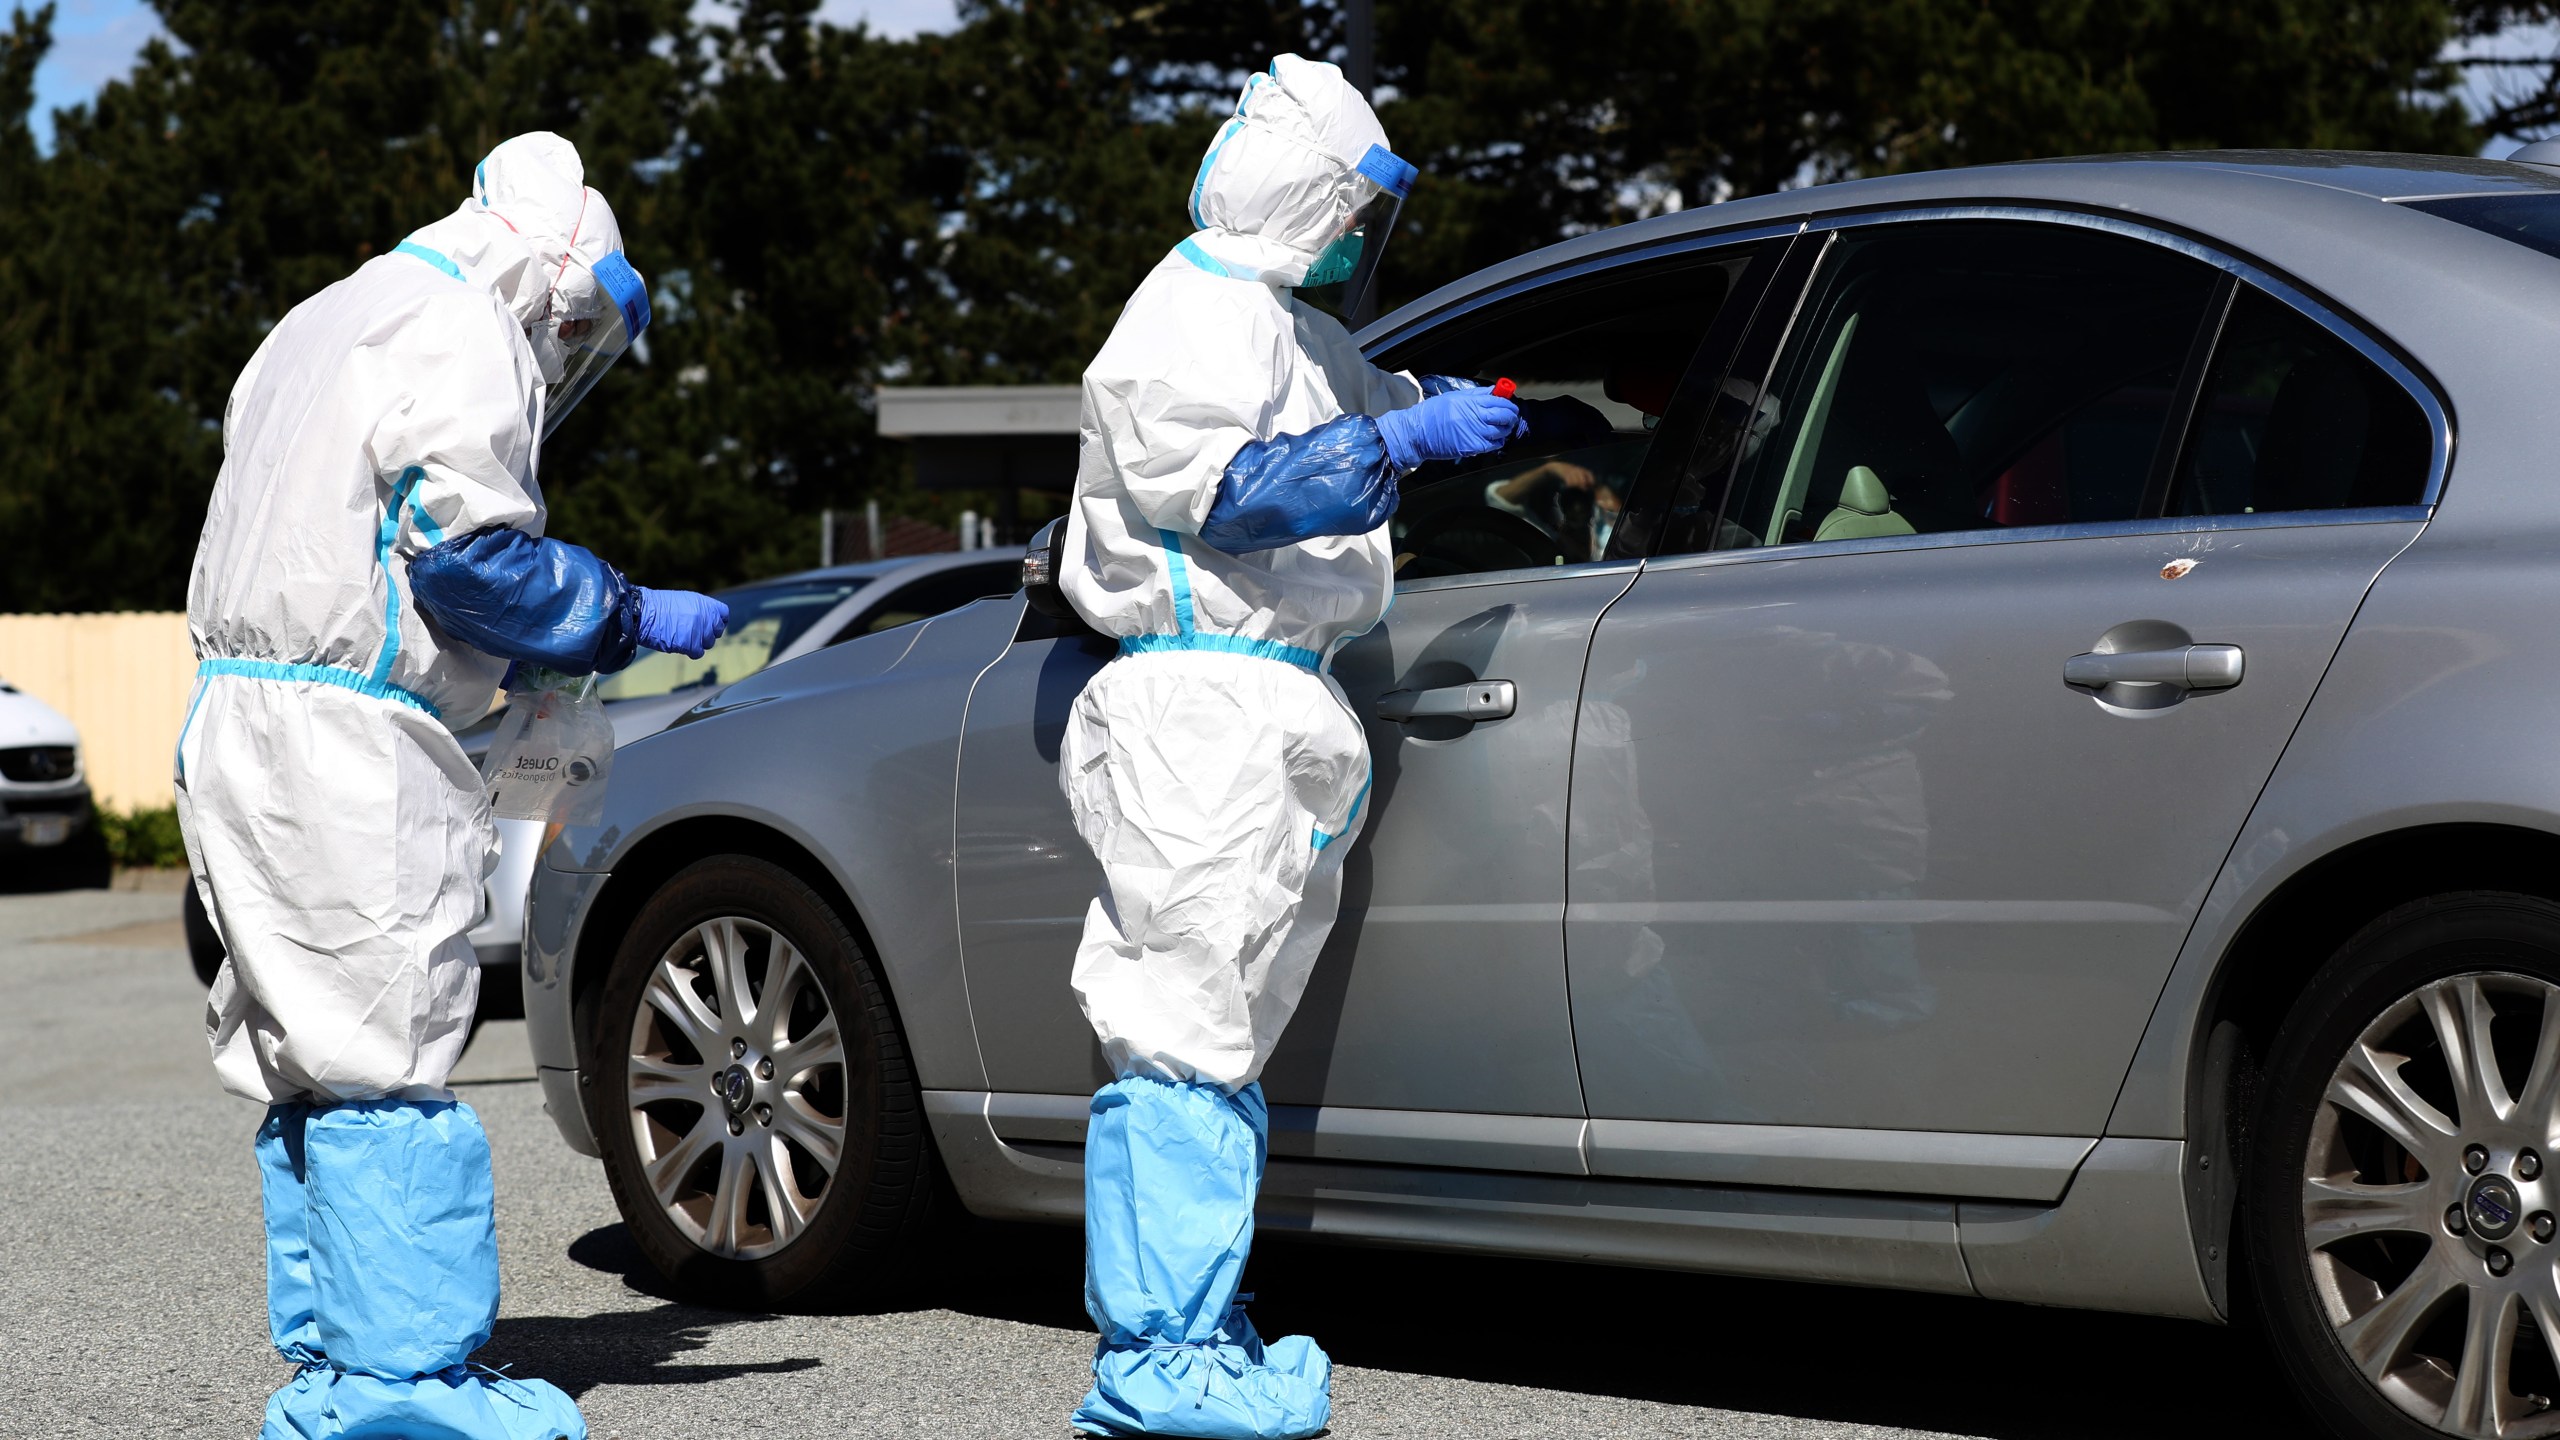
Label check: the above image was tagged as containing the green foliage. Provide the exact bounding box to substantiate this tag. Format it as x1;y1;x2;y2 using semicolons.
1369;0;2480;298
0;0;2534;609
95;803;187;869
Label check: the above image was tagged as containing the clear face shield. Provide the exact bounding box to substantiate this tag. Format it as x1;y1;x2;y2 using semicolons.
532;249;651;439
1301;143;1415;325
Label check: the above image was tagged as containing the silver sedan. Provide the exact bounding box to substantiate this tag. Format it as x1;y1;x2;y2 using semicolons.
527;150;2560;1440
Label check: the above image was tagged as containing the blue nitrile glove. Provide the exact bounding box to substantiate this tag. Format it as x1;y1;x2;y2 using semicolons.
1375;387;1521;470
634;588;730;658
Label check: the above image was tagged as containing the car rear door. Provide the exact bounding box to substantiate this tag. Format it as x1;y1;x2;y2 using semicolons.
1566;213;2444;1202
951;234;1790;1161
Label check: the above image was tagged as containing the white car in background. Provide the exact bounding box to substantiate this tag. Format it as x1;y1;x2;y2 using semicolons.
182;548;1025;996
0;677;107;887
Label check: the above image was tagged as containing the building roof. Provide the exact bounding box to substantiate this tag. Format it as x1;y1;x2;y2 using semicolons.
875;385;1081;438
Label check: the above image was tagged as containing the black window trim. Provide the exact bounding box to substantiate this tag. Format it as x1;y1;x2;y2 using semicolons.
1636;203;2452;574
1361;220;1811;359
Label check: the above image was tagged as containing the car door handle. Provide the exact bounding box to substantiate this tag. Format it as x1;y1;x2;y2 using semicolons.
2063;644;2244;692
1375;680;1516;723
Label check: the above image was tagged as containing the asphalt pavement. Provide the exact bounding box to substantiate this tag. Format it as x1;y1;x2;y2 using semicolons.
0;883;2316;1439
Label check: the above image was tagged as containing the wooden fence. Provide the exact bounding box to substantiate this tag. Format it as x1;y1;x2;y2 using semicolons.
0;613;195;812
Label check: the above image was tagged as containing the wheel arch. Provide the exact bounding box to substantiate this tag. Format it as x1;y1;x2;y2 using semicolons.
2199;823;2560;1071
2170;821;2560;1315
567;815;904;1093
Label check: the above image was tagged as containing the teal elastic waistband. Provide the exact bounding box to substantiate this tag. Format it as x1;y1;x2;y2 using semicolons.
1118;633;1322;672
198;658;442;719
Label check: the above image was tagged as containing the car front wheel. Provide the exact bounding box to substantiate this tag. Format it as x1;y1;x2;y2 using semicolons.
2251;892;2560;1439
592;854;937;1308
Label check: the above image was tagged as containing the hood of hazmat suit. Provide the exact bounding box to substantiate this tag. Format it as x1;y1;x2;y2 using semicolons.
467;131;653;434
1056;57;1483;1440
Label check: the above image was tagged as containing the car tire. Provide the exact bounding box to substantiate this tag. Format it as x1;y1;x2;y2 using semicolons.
592;854;938;1309
2248;891;2560;1440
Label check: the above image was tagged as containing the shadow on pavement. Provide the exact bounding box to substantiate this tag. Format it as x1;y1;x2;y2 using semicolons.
484;1307;823;1397
0;863;111;895
485;1226;822;1396
561;1221;686;1302
547;1211;2314;1438
916;1219;2312;1440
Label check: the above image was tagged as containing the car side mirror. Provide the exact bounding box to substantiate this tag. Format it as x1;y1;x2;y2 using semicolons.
1021;517;1080;622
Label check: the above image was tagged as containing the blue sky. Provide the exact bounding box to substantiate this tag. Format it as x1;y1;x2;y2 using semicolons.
24;0;961;149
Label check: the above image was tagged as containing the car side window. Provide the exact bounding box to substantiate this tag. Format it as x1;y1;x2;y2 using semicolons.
830;562;1019;642
1710;223;2220;552
2166;285;2433;517
1376;250;1760;580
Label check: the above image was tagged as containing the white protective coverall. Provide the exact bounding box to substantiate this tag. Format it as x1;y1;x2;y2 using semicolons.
1060;55;1536;1440
178;132;667;1440
181;135;622;1105
1060;54;1426;1095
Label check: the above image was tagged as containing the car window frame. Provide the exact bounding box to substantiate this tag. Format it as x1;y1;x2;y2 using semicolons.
1359;224;1802;594
1656;205;2453;574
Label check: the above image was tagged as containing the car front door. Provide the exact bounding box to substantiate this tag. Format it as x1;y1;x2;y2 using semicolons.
1566;215;2443;1201
952;237;1786;1163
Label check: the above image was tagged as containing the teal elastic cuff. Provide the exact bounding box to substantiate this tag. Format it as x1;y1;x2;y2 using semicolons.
1117;633;1322;672
198;659;441;719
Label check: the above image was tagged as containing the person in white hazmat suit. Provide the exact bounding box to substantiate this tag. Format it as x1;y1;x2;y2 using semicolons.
1057;55;1545;1440
176;132;729;1440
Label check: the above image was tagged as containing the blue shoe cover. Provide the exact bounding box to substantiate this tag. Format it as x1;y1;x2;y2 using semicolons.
261;1365;587;1440
256;1099;588;1440
305;1099;500;1378
258;1103;323;1365
1076;1308;1332;1439
1071;1076;1330;1439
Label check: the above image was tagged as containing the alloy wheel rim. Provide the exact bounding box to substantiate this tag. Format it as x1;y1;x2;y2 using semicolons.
625;915;848;1260
2305;971;2560;1437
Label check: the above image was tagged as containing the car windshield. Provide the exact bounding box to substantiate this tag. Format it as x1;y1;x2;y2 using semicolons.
2404;192;2560;262
596;578;870;702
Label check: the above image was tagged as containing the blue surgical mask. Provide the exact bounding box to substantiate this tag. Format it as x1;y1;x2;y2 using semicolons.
1303;230;1363;288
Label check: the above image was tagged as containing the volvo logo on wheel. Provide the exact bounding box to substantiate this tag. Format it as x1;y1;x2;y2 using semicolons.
719;1064;753;1114
2470;1174;2524;1242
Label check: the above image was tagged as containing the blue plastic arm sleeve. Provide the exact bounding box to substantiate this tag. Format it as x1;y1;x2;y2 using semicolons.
407;526;644;675
1199;413;1398;555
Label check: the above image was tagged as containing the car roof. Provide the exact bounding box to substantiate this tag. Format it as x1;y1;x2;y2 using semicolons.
1368;150;2560;342
2031;149;2560;202
748;548;1020;589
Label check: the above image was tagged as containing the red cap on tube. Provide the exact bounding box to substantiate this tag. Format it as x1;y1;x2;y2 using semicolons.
1491;377;1517;399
